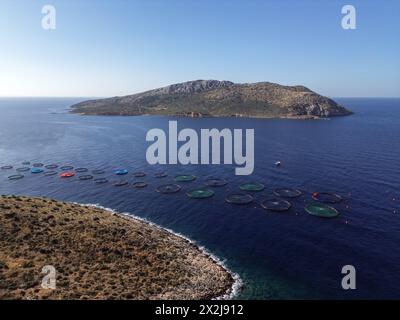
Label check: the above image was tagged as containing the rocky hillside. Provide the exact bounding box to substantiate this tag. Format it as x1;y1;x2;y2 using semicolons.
0;195;234;300
70;80;352;119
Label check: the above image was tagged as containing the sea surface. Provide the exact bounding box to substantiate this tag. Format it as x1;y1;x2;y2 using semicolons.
1;97;399;299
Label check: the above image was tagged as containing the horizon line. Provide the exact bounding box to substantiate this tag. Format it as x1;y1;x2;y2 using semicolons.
0;96;399;99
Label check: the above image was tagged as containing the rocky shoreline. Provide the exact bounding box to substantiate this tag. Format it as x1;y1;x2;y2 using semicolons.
73;111;337;120
0;195;238;300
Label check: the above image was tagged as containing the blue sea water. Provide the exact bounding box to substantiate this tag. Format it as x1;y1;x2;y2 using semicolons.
1;97;400;299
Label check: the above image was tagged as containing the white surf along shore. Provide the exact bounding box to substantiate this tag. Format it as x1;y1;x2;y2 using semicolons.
80;202;243;299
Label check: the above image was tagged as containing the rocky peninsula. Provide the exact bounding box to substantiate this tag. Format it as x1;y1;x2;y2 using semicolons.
0;195;236;300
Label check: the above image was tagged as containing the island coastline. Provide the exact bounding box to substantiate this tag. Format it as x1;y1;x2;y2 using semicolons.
0;195;240;300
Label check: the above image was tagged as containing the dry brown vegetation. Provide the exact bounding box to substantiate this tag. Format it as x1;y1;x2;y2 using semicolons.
71;80;352;118
0;195;233;300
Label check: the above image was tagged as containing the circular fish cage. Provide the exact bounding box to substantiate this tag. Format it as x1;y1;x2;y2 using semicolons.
60;165;74;171
204;178;228;187
79;174;94;181
156;184;181;194
44;171;57;177
1;165;13;170
31;168;44;174
239;182;265;192
133;171;146;178
32;163;44;168
305;202;340;218
273;188;302;198
16;167;30;172
312;192;342;204
92;169;105;175
45;164;58;170
60;172;75;178
94;178;108;184
154;172;168;178
175;174;196;182
261;198;292;212
115;169;128;175
8;174;24;180
186;188;214;199
114;180;129;187
225;193;254;205
132;181;148;188
75;168;89;173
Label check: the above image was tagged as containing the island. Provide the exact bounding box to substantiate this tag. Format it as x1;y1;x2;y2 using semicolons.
0;195;236;300
70;80;352;119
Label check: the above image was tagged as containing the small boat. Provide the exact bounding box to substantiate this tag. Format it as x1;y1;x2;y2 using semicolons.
275;161;282;167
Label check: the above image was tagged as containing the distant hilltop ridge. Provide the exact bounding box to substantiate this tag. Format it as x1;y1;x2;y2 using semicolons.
70;80;352;119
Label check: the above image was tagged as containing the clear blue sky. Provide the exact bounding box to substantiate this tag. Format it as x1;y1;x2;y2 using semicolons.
0;0;399;97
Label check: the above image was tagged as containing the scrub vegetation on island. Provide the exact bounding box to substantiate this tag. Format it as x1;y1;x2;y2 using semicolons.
0;195;235;300
71;80;352;119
